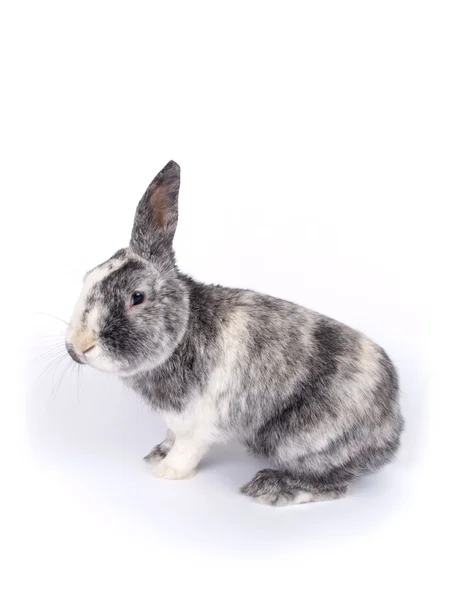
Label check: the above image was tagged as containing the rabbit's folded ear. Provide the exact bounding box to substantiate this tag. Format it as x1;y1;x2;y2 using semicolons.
130;160;180;269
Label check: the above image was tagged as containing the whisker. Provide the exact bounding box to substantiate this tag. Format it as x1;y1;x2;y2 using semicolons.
51;354;70;391
44;355;67;408
31;343;65;355
51;357;73;402
33;346;67;364
39;342;66;354
77;365;85;394
76;364;82;403
35;353;68;387
34;340;66;349
33;312;70;327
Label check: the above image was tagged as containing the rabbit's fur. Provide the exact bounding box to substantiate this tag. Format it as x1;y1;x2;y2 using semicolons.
66;161;403;506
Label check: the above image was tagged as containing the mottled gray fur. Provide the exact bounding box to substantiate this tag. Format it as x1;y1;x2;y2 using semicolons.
66;161;404;506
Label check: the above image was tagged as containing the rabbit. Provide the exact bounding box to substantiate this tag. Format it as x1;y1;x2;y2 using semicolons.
65;160;404;506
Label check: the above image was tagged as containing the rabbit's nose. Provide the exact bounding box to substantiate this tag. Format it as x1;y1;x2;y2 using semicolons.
70;330;96;355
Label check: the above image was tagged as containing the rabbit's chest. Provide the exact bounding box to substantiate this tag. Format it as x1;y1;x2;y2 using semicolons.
125;360;211;413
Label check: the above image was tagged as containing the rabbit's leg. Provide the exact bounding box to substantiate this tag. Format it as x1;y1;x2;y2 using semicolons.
143;429;175;464
152;430;212;480
240;469;348;506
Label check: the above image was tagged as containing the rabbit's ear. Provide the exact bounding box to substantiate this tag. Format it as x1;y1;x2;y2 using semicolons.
130;161;180;268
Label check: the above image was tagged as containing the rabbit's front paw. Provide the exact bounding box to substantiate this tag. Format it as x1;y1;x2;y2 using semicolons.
152;458;196;480
144;431;175;464
144;443;169;464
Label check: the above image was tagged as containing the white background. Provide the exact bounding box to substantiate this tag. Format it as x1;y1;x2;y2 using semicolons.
1;1;449;598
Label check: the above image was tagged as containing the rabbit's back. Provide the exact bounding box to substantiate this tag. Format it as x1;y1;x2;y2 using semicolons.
210;287;398;414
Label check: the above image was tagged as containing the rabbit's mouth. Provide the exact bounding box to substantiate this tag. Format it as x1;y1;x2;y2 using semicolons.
82;344;96;357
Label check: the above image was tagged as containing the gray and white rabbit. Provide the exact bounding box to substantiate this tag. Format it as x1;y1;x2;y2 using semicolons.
66;161;404;506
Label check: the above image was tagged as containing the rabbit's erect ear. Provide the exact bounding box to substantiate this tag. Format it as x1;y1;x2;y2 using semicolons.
130;161;180;268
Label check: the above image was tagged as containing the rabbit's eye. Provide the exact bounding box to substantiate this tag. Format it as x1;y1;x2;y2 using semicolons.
131;291;145;306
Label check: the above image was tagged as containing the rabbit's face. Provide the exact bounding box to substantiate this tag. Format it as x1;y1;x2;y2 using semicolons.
65;249;188;375
65;160;187;376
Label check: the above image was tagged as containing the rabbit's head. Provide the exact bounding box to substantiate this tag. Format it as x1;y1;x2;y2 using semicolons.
65;161;189;375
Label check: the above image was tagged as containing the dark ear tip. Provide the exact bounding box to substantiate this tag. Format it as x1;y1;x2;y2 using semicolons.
148;160;180;191
162;160;180;176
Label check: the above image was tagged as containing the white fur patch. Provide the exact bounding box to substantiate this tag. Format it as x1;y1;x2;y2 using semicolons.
210;308;251;425
152;460;196;480
67;255;127;359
